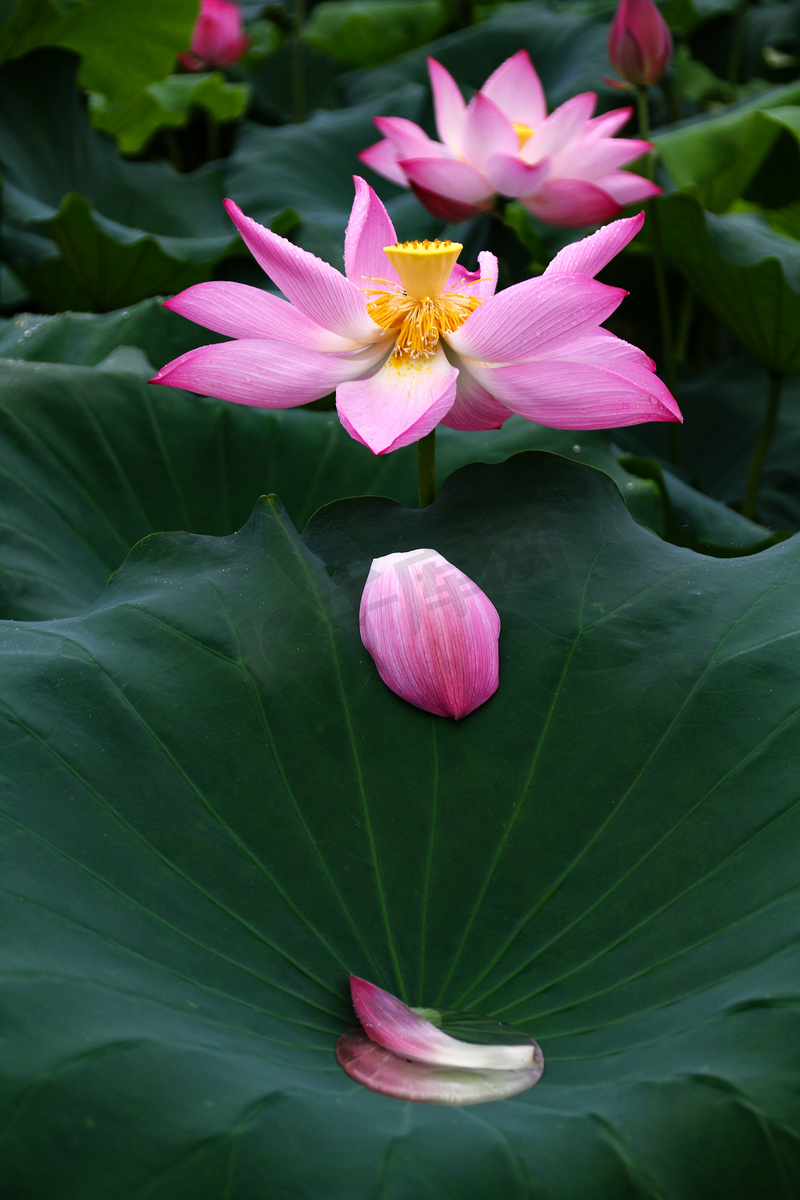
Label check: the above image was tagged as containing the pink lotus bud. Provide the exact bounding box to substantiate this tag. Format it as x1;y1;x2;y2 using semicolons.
337;977;544;1105
608;0;673;87
359;549;500;720
179;0;249;71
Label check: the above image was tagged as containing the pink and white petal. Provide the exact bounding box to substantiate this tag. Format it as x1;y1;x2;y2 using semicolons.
349;977;531;1069
462;357;682;427
522;178;622;227
409;184;486;222
552;138;651;180
150;338;381;408
565;328;655;371
344;176;400;290
164;282;359;351
374;115;449;160
440;356;513;430
584;107;634;139
336;346;457;454
399;156;495;207
481;49;546;128
428;57;467;154
337;1030;544;1105
444;250;498;300
597;171;660;205
446;274;628;362
521;92;597;163
484;152;551;198
359;139;410;188
545;212;644;278
223;199;380;342
460;92;518;173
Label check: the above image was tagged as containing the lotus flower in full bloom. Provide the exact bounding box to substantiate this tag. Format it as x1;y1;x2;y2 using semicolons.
359;51;659;226
337;976;544;1105
178;0;249;71
607;0;673;88
360;549;500;719
150;178;681;455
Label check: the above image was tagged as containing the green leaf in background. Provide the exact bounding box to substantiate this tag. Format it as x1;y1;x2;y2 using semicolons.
0;0;198;104
658;192;800;374
89;71;251;157
305;0;447;68
2;454;800;1197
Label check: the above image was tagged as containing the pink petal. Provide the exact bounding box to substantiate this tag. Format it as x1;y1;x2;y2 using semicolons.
584;108;634;139
596;171;660;205
349;977;535;1070
522;179;622;227
336;346;457;455
545;212;644;278
553;138;652;180
337;1029;544;1106
461;357;682;427
358;549;500;718
409;184;486;222
149;338;383;408
484;152;551;199
374;115;448;160
521;92;597;163
481;49;546;128
428;57;467;153
445;250;498;300
460;92;518;174
164;282;360;351
344;176;400;291
398;156;494;208
446;275;627;362
223;199;379;343
566;329;655;371
440;356;512;431
359;139;409;189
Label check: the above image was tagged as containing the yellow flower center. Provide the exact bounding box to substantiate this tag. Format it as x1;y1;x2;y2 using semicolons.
366;239;482;360
513;122;534;149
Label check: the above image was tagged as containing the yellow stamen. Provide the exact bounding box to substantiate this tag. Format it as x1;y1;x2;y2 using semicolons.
366;239;482;360
513;122;534;149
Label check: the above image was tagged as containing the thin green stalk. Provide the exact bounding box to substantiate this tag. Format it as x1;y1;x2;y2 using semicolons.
674;287;695;363
164;129;185;173
291;0;306;123
417;430;437;507
743;372;782;522
637;85;681;467
206;111;221;162
727;0;749;85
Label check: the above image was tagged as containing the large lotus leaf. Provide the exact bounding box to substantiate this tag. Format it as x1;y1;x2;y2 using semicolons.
305;0;447;67
89;72;251;156
0;50;293;311
655;86;800;212
0;0;198;104
657;192;800;374
2;453;800;1197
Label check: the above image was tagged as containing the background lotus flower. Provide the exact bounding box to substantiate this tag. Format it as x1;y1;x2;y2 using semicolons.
608;0;673;88
359;549;500;719
179;0;249;71
337;977;544;1105
359;51;659;227
150;179;680;455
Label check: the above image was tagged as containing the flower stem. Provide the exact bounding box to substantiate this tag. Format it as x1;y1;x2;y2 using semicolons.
636;85;681;468
206;111;221;162
291;0;306;123
743;371;782;522
417;430;437;507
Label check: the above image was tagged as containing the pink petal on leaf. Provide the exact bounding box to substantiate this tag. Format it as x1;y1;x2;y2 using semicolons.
337;1029;544;1106
344;176;400;290
545;212;644;279
481;49;546;128
359;551;500;719
223;199;379;343
428;57;467;153
336;345;457;455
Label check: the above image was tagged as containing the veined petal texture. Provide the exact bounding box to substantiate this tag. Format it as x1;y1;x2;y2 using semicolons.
359;550;500;719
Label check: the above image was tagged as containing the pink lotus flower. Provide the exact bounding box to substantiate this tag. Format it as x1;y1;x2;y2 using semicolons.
179;0;249;71
608;0;673;88
359;549;500;719
150;179;680;454
359;51;659;227
337;976;544;1105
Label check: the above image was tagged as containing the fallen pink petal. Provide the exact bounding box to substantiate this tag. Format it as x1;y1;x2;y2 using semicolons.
360;51;659;226
607;0;673;88
150;179;681;455
359;549;500;719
